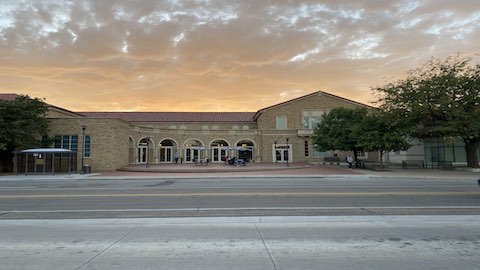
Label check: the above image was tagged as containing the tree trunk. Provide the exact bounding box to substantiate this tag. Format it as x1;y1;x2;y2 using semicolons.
0;150;14;173
352;148;358;164
464;139;480;168
378;151;384;168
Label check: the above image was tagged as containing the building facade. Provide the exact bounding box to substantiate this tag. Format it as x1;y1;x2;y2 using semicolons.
5;91;395;172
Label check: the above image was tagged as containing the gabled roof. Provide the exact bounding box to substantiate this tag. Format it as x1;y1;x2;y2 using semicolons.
48;105;86;118
253;90;373;120
0;93;85;117
79;112;256;122
3;91;372;123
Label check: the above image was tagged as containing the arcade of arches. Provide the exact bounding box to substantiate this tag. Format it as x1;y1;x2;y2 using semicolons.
129;137;256;164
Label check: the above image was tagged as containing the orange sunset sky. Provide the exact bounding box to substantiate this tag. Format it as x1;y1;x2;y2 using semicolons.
1;0;479;112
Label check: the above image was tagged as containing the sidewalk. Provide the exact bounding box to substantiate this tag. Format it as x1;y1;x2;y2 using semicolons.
1;163;478;181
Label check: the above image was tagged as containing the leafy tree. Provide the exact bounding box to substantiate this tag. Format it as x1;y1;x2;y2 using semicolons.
313;107;411;167
374;54;480;167
0;95;49;172
353;111;410;167
312;107;368;163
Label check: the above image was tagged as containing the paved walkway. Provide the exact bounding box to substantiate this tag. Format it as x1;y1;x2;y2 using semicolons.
2;163;478;180
3;216;480;270
100;162;480;179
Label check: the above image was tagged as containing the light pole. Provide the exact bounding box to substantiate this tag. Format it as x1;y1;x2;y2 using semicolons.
81;125;86;173
145;137;151;168
286;137;290;167
274;141;277;163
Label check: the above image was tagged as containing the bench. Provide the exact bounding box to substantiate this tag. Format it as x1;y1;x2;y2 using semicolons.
194;158;210;166
356;161;389;170
323;156;341;165
438;161;453;170
402;160;425;168
428;161;453;170
234;159;246;166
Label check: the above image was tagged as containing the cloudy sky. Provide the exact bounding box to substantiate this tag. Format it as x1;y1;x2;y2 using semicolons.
1;0;479;112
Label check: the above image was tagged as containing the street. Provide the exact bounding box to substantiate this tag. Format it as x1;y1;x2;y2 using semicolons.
1;175;480;269
0;176;479;218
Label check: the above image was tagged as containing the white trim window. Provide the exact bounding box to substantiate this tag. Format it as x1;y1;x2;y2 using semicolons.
276;116;288;130
302;111;325;129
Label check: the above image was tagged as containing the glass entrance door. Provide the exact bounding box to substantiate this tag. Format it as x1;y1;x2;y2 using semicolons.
160;147;173;163
185;148;200;162
274;145;291;162
138;146;147;164
212;147;227;163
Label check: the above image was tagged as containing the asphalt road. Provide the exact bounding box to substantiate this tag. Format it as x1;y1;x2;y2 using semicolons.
1;176;479;219
1;175;480;269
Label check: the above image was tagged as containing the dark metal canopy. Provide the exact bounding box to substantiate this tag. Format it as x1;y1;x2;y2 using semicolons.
13;148;77;175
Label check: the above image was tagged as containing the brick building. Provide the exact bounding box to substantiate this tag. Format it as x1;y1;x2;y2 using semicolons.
3;91;387;172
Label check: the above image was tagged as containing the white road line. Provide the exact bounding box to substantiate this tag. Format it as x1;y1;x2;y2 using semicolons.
2;206;480;213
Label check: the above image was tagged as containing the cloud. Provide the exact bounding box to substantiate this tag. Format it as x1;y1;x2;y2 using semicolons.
0;0;479;111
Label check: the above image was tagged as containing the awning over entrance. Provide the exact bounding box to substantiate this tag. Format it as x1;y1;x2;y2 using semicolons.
13;148;77;175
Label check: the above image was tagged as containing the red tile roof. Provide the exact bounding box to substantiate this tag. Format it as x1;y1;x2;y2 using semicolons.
0;93;19;101
253;90;373;120
79;112;256;122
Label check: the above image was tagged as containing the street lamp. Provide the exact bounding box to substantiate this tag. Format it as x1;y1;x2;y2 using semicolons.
274;141;277;163
81;125;87;173
145;137;151;168
286;137;290;167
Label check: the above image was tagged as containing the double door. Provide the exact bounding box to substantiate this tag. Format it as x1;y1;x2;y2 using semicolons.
138;146;148;164
185;148;200;162
160;147;173;163
274;145;291;163
212;147;227;163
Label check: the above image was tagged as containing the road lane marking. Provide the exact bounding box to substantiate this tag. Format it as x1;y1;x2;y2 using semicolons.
0;191;479;199
3;206;480;213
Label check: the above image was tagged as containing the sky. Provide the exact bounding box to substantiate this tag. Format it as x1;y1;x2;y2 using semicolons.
0;0;479;112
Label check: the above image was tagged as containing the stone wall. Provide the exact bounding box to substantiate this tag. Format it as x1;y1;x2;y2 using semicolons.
256;92;375;163
46;92;380;170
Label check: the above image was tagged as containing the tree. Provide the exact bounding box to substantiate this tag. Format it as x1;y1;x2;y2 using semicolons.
374;54;480;167
0;95;49;172
312;107;368;162
353;111;410;167
313;107;411;167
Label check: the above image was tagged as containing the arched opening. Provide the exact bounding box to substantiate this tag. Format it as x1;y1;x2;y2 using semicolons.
236;139;255;162
138;137;154;164
210;139;229;163
184;139;204;163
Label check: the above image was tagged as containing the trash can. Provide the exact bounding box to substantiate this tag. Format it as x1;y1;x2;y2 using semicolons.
82;165;91;174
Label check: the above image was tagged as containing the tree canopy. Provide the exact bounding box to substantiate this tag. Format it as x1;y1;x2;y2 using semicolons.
312;108;367;162
0;95;49;171
373;54;480;167
353;111;410;166
312;107;410;165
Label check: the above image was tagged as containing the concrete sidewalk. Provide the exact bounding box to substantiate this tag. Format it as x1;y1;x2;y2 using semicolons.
1;163;478;181
2;216;480;270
